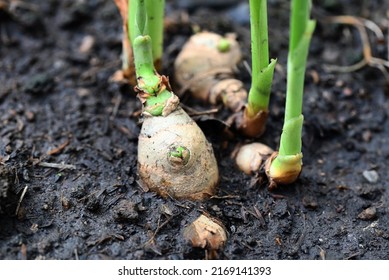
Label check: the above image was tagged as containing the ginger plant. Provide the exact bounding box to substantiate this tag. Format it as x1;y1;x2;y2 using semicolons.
235;0;277;137
174;31;247;113
131;0;219;200
113;0;165;84
265;0;316;189
174;0;276;138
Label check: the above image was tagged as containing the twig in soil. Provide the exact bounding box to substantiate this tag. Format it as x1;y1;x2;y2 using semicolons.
77;190;101;202
210;194;240;200
187;108;219;117
144;215;174;255
20;243;27;260
114;124;136;140
344;251;362;260
239;240;255;251
37;161;76;170
110;93;122;120
15;185;28;216
87;233;124;248
146;214;174;245
254;205;266;226
74;248;79;260
136;179;149;193
318;246;326;260
47;139;70;155
322;15;389;80
179;103;219;117
269;193;288;200
289;214;307;255
325;16;385;40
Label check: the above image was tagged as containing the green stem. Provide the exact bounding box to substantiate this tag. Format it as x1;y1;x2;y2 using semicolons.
247;0;276;117
133;35;160;94
131;1;176;117
145;0;165;66
268;0;315;185
250;0;269;75
284;0;316;124
129;0;146;41
279;0;316;156
129;0;164;70
247;59;277;117
290;0;311;52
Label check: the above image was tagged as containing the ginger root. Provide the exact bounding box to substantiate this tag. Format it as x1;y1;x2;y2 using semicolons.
138;106;219;200
174;31;247;112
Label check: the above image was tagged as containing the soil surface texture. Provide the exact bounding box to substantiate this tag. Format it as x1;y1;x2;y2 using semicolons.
1;0;388;260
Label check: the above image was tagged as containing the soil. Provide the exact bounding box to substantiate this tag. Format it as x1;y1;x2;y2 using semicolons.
1;0;388;260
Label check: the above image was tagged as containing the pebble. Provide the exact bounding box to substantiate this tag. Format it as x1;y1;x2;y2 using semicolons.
61;196;71;210
358;207;377;220
24;73;54;95
362;170;379;184
302;195;318;209
79;35;95;54
113;200;138;222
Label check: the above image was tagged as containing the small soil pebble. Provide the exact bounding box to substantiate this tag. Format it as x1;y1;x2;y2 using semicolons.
113;200;139;222
362;170;379;184
358;207;377;220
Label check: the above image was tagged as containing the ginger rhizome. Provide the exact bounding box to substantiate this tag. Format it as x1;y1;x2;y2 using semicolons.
132;1;219;200
175;31;247;113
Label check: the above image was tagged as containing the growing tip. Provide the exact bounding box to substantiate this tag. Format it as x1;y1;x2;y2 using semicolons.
265;152;303;190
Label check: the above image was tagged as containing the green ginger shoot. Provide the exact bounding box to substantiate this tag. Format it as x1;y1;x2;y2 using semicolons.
266;0;316;189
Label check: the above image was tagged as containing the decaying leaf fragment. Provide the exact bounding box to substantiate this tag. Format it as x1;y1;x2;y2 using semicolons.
183;214;227;259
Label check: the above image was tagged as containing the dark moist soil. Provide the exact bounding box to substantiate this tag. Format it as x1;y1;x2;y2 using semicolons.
1;0;388;260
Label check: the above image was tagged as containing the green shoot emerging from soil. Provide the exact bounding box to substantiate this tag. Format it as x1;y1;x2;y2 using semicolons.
239;0;276;137
113;0;165;83
131;0;173;116
132;0;219;200
129;0;165;72
266;0;316;189
247;0;276;117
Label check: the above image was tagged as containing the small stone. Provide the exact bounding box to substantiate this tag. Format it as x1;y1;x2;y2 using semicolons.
30;223;39;233
356;185;381;200
70;183;87;199
211;205;221;213
358;207;377;220
160;204;173;216
362;170;379;184
24;73;54;95
86;195;101;212
61;197;71;210
113;200;138;222
77;88;91;97
342;87;353;97
302;195;318;209
25;111;35;122
79;35;95;54
362;131;372;142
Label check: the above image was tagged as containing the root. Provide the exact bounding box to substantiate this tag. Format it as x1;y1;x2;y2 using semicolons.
322;15;389;81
